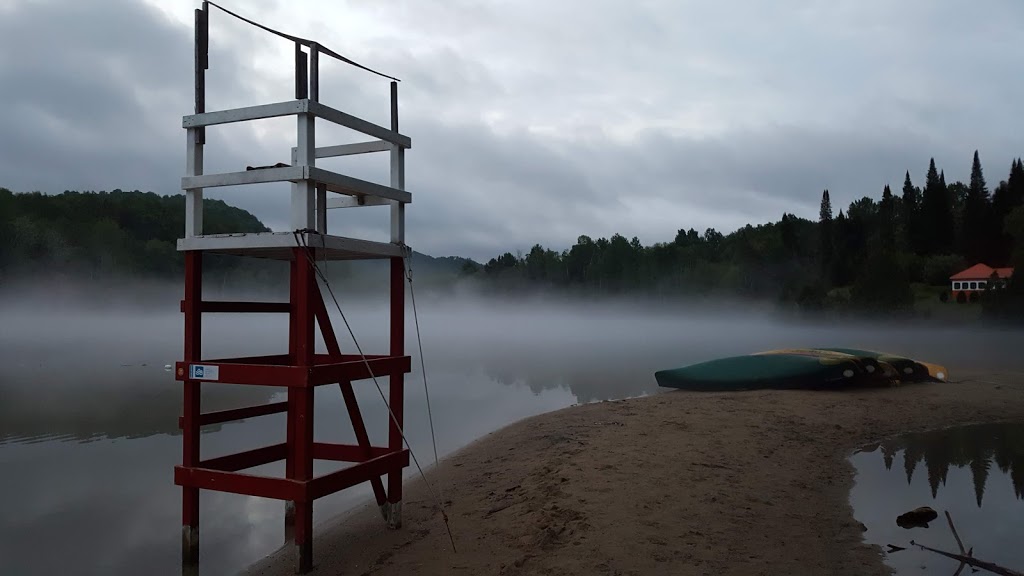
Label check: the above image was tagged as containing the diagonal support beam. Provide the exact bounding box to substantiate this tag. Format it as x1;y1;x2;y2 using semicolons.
312;282;389;507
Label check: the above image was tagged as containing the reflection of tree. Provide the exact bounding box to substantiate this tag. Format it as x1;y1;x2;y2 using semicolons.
970;456;991;507
881;442;897;471
0;370;278;444
477;353;662;405
871;422;1024;507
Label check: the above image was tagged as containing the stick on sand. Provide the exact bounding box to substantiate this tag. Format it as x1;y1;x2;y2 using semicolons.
910;540;1024;576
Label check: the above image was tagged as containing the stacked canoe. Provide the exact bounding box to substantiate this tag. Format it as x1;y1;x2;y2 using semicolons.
654;348;947;392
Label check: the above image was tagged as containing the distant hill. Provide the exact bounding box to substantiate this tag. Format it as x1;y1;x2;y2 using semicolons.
0;188;476;289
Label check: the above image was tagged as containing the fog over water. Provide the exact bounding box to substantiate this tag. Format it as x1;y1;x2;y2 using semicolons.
1;283;1023;575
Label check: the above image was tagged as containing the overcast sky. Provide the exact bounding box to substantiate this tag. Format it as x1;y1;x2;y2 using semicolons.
1;0;1022;260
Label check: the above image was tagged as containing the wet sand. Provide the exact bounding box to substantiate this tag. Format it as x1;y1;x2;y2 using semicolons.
243;371;1024;576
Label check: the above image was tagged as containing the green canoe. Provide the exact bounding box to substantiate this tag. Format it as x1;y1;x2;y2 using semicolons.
654;353;864;391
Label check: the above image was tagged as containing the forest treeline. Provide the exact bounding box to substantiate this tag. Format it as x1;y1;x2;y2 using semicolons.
468;152;1024;317
0;187;469;290
0;188;274;281
3;152;1024;317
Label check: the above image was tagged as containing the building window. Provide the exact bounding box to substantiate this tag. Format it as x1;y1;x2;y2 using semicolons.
979;281;987;290
970;282;978;290
953;282;961;290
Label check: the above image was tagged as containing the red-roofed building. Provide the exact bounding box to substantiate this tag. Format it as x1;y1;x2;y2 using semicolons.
949;263;1013;292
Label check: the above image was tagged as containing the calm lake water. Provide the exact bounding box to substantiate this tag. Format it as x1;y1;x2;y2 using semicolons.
2;293;1024;575
850;422;1024;575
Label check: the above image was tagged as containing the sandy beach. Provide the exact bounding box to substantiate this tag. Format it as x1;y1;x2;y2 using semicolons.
243;371;1024;576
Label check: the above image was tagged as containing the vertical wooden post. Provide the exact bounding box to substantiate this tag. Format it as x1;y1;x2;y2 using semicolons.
309;42;319;103
185;128;204;237
390;82;405;244
182;251;203;567
316;184;327;234
182;5;207;569
386;257;405;529
310;44;325;236
185;4;207;239
294;43;308;100
289;248;316;573
386;80;406;529
291;44;315;232
284;257;299;541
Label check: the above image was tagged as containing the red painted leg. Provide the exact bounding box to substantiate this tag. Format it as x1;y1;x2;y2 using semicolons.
294;387;314;573
182;252;203;566
386;257;405;529
285;257;299;542
292;248;316;572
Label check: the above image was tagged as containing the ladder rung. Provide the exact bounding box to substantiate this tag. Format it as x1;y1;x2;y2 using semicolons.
180;301;291;313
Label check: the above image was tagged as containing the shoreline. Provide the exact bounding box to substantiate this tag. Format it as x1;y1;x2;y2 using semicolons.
243;371;1024;576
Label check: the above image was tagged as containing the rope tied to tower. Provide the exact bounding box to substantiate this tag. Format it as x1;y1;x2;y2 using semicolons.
396;242;441;475
204;1;401;82
291;230;456;553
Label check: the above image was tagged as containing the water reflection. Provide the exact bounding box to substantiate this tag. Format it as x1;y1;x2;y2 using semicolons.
479;350;662;404
856;422;1024;506
0;364;278;444
850;422;1024;575
4;299;1024;575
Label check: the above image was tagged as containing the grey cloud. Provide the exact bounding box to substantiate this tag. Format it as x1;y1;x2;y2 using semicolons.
0;0;279;200
398;119;1021;261
2;0;1022;264
0;0;188;192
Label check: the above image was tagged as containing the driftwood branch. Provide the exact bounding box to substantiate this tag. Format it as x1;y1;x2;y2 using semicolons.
910;541;1024;576
946;510;968;576
946;511;966;555
886;544;906;553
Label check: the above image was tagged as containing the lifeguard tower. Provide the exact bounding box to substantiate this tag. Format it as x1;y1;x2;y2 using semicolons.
174;2;413;572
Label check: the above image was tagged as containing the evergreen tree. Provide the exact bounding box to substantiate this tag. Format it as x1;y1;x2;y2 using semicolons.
989;159;1024;264
780;213;798;257
1011;159;1024;206
901;171;922;253
938;167;954;252
831;209;854;286
948;181;968;256
921;158;955;254
982;204;1024;321
845;197;876;279
964;150;991;264
818;189;833;283
1009;159;1024;223
879;184;896;247
819;189;833;221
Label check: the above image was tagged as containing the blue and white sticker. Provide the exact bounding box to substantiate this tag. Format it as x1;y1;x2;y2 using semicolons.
189;364;220;381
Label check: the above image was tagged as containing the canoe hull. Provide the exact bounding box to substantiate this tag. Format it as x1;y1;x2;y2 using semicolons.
655;347;947;391
654;353;861;392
